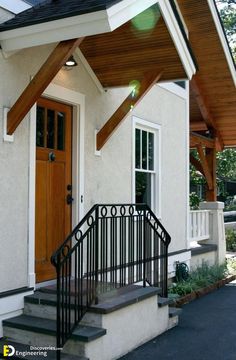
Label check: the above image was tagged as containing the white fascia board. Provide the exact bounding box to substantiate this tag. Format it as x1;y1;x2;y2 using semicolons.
207;0;236;87
107;0;158;31
0;10;111;52
0;0;31;14
158;0;196;80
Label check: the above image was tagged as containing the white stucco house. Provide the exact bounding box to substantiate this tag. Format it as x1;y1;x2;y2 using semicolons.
0;1;234;359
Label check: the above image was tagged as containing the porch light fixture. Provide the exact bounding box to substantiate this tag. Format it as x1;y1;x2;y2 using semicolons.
65;56;78;68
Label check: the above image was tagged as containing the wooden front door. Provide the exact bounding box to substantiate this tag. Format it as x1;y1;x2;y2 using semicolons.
35;97;72;283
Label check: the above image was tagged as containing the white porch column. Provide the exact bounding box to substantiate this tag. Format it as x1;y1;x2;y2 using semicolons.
199;202;226;264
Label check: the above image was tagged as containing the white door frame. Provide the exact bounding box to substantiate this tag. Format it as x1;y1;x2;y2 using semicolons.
28;83;85;288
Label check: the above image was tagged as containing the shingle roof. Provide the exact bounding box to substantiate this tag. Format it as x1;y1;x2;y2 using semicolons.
0;0;123;32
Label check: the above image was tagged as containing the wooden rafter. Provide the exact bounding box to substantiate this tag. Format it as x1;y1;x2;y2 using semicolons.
196;144;213;190
7;38;84;135
190;131;215;149
190;76;224;151
96;71;162;150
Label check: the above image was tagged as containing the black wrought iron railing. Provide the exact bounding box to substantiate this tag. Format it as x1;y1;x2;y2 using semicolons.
51;204;171;360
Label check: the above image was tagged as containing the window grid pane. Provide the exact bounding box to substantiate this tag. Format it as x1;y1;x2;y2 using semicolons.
47;109;55;149
135;128;141;169
142;130;147;170
148;132;154;171
36;106;45;147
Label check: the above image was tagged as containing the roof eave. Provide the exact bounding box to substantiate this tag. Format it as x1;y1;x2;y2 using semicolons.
0;0;197;80
207;0;236;87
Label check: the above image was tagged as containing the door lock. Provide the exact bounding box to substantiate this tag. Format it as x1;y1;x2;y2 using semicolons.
66;194;74;205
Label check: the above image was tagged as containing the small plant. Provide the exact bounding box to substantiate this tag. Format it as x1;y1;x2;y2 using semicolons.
169;262;228;297
225;228;236;252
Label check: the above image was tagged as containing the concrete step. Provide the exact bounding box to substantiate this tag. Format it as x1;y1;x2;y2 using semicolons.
3;286;172;360
168;307;182;331
168;307;182;318
24;285;162;321
3;314;106;347
0;338;88;360
158;297;174;308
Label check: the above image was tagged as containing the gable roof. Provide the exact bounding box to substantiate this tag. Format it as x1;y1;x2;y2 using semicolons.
0;0;122;31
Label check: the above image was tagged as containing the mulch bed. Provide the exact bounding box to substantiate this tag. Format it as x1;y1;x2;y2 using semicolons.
174;275;236;307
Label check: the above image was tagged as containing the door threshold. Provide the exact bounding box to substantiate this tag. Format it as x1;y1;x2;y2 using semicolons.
36;279;56;289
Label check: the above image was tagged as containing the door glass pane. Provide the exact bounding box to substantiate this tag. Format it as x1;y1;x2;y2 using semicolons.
57;112;65;150
135;128;141;169
135;171;152;207
148;132;154;171
142;130;147;170
47;109;55;149
36;106;45;147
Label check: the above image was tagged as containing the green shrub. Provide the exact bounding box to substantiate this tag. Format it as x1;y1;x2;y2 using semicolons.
189;192;201;210
225;228;236;252
169;262;227;296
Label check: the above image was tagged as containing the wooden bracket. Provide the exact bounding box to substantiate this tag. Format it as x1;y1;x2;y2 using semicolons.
196;144;213;190
96;71;163;151
190;76;224;151
7;38;84;135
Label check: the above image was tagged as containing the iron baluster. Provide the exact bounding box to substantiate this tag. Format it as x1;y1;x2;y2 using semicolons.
51;203;170;358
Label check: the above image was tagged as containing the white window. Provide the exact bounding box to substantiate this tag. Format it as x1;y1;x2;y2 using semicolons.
133;117;161;216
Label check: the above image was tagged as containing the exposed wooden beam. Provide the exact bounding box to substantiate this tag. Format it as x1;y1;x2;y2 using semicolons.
96;71;162;150
190;76;224;151
205;147;217;201
196;144;213;190
190;131;215;149
190;121;208;132
7;38;84;135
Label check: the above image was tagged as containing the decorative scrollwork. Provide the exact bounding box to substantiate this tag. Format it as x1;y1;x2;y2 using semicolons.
120;205;126;216
128;205;134;216
62;244;70;258
111;206;117;217
87;215;95;226
101;206;107;217
75;229;83;241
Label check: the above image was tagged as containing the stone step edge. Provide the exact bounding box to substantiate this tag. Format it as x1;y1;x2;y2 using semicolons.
3;315;106;343
25;286;161;315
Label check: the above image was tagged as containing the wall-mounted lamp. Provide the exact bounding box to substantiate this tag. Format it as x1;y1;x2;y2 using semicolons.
64;56;78;68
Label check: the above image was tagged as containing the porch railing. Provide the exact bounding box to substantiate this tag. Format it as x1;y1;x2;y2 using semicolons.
51;203;171;360
189;210;210;242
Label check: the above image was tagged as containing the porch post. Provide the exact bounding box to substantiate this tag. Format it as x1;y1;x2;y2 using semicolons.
199;201;226;264
205;147;217;201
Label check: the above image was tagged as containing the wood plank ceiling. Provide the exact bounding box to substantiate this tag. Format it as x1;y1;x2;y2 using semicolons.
178;0;236;148
80;4;187;88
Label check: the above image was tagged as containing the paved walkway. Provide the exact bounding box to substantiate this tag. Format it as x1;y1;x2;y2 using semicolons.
120;282;236;360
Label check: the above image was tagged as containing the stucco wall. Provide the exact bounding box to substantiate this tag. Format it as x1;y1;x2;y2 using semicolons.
0;44;188;292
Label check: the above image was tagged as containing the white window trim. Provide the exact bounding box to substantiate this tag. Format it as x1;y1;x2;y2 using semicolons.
132;116;161;218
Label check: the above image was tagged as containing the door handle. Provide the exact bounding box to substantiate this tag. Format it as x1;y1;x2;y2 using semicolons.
48;152;56;162
66;194;74;205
